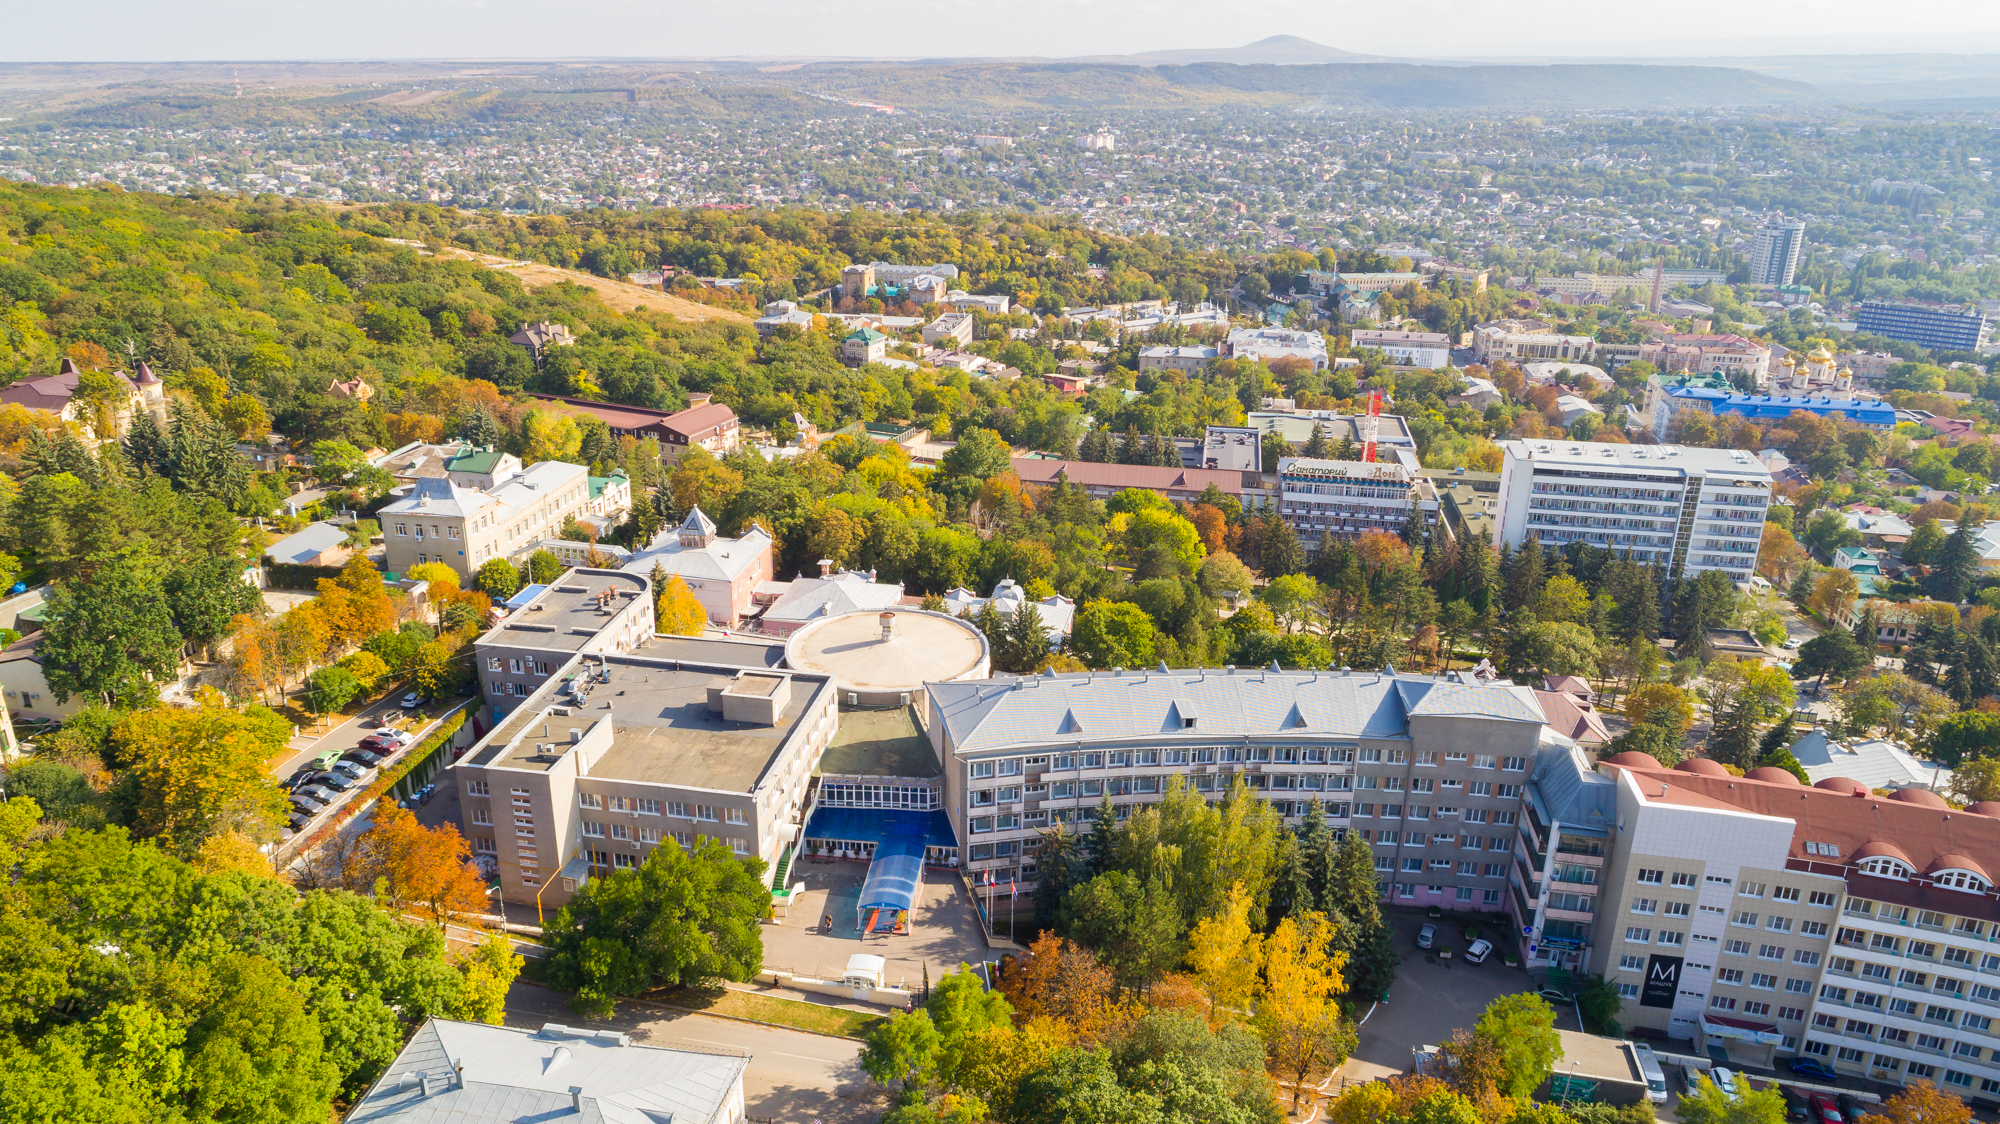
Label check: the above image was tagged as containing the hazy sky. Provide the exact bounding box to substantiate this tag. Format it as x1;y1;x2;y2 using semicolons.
9;0;2000;62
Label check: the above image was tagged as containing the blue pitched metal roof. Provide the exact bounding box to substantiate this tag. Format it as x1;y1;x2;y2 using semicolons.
1666;387;1895;426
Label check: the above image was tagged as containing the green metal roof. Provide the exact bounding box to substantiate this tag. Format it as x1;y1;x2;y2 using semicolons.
445;449;508;474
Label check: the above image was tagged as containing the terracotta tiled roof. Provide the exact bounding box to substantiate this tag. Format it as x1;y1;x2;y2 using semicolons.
1604;759;2000;921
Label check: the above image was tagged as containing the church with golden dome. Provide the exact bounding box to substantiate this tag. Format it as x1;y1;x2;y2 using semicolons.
1776;344;1854;395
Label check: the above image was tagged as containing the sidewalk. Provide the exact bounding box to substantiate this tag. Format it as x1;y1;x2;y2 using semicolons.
723;978;891;1015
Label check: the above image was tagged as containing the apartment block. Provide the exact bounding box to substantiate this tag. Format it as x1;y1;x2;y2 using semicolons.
1856;300;1993;354
1524;752;2000;1103
923;668;1547;913
1351;329;1451;369
472;569;657;720
1277;457;1435;546
455;647;837;910
1750;220;1808;287
922;312;975;347
1495;440;1772;581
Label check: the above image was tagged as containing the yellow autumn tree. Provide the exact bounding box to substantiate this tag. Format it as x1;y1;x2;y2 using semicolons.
656;575;707;636
1259;911;1355;1110
113;688;292;858
1185;882;1262;1020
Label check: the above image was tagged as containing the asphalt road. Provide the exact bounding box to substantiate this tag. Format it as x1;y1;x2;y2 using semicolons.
503;982;880;1124
273;694;426;781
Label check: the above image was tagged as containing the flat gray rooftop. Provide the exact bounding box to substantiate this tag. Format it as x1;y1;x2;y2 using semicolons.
637;634;786;668
479;572;648;653
475;657;828;792
818;706;941;779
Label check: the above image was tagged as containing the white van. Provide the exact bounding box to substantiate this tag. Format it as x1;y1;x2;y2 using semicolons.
1631;1043;1668;1105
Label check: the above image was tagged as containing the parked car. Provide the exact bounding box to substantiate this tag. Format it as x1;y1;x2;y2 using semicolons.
283;766;318;791
1681;1061;1707;1093
376;727;415;745
357;735;400;753
1784;637;1804;650
1810;1093;1842;1124
294;783;338;805
1463;939;1493;964
1837;1094;1866;1123
1416;923;1437;950
1712;1067;1739;1097
1787;1057;1839;1082
328;759;371;781
291;791;330;813
1779;1085;1810;1120
400;691;426;710
348;747;391;766
313;771;358;792
370;711;401;728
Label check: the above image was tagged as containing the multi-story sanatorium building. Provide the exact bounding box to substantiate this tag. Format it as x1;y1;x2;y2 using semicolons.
1516;747;2000;1105
1855;299;1993;354
1495;440;1773;581
923;667;1550;915
1276;456;1437;548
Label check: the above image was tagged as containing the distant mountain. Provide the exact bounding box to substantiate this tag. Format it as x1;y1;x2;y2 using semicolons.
1066;35;1395;67
778;60;1822;112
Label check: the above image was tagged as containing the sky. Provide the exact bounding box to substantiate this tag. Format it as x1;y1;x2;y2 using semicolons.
7;0;2000;62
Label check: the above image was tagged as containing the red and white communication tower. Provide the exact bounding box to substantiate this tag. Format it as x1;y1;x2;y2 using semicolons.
1360;389;1383;463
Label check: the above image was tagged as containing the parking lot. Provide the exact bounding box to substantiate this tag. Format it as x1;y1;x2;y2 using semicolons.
1341;910;1543;1086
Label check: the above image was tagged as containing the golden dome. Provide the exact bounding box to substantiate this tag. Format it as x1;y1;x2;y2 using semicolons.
1808;345;1834;362
1780;354;1797;366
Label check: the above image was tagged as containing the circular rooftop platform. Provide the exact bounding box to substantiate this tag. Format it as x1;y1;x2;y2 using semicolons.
785;609;989;702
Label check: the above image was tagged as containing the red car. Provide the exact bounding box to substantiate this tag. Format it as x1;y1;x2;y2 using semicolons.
1811;1093;1843;1124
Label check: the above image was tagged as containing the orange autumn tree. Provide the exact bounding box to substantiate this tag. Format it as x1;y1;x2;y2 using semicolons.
362;804;489;927
995;932;1126;1042
1873;1081;1972;1124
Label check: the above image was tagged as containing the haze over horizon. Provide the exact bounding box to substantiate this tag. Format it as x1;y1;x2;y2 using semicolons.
6;0;2000;64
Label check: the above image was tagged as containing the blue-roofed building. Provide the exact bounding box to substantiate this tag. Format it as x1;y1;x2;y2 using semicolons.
1654;387;1895;439
923;666;1554;917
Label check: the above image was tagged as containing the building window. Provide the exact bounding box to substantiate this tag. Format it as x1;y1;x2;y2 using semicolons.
581;822;604;837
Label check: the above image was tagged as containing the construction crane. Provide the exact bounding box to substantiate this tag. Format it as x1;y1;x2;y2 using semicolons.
1361;389;1383;464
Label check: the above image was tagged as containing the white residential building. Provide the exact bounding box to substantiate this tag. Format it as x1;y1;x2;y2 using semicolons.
1473;323;1597;364
1495;440;1773;581
1225;327;1329;370
922;312;975;347
1351;329;1451;369
1138;345;1219;373
945;290;1011;315
1751;220;1808;287
1277;457;1434;545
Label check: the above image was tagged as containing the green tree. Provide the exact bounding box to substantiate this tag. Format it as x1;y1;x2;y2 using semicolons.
1070;600;1158;669
304;666;362;715
164;556;262;659
1259;515;1306;579
1471;993;1561;1100
543;837;768;1016
939;427;1012;482
182;954;342;1124
1676;1074;1787;1124
526;549;565;584
1060;870;1187;986
1794;628;1874;693
40;558;185;707
1326;829;1397;1002
1928;516;1983;604
861;1010;943;1095
473;558;521;601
